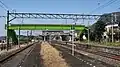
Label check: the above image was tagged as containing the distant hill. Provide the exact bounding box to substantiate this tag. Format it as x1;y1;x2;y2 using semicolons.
90;12;120;31
98;12;120;25
0;36;6;40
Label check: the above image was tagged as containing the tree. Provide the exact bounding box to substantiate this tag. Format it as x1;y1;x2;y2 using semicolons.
90;21;106;42
89;31;96;41
79;29;88;41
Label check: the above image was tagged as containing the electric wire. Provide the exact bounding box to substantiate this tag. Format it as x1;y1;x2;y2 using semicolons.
89;0;118;14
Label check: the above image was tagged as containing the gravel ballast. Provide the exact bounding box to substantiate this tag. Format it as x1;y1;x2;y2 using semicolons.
40;42;70;67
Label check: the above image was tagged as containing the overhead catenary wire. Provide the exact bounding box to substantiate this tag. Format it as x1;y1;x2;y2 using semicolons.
92;0;115;12
0;0;11;10
0;8;6;18
0;0;7;18
0;0;16;12
86;0;117;44
87;0;118;25
0;0;16;18
0;16;5;17
0;3;7;11
89;0;118;14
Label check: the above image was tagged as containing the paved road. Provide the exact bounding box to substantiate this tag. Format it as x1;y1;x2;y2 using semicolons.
20;43;42;67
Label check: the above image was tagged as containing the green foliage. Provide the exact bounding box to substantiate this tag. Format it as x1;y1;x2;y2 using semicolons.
8;30;18;45
79;29;88;41
90;21;106;42
89;31;95;41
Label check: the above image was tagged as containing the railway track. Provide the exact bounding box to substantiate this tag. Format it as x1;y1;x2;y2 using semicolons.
51;41;113;67
58;41;120;61
0;42;39;67
17;42;42;67
51;41;120;67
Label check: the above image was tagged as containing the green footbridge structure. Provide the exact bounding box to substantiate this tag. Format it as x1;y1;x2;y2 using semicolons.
8;24;85;30
7;24;86;44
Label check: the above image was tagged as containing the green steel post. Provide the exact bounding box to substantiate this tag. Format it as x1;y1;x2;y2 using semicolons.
7;11;9;51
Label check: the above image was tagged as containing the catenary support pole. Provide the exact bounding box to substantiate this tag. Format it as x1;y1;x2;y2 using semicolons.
72;22;76;56
72;30;74;56
18;27;20;48
111;14;114;43
6;11;9;51
88;20;90;44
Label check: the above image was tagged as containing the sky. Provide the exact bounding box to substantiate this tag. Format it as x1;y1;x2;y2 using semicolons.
0;0;120;36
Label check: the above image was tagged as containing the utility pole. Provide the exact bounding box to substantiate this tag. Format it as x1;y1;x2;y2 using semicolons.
118;8;120;42
115;13;118;42
6;11;9;51
111;14;114;43
88;20;90;44
18;27;20;48
115;13;117;22
71;22;76;56
72;29;74;56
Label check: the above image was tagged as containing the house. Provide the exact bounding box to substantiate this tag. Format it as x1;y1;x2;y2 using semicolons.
104;23;120;42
